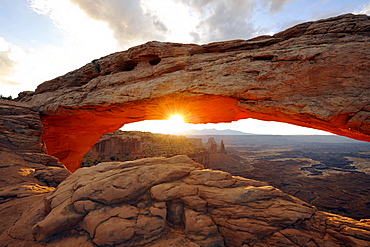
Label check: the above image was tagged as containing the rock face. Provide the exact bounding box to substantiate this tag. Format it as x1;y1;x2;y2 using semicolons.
205;137;218;153
0;100;70;239
191;137;242;169
2;155;370;246
15;13;370;172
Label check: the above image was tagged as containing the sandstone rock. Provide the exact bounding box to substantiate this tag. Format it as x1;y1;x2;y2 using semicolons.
220;140;226;154
166;201;186;228
0;183;54;201
0;100;70;188
14;14;370;172
205;137;218;153
0;100;70;243
146;230;201;247
31;156;200;242
184;208;225;246
0;155;361;246
93;217;136;246
266;211;370;247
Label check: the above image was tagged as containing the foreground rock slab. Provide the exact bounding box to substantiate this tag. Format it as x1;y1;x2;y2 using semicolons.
1;155;369;246
16;13;370;172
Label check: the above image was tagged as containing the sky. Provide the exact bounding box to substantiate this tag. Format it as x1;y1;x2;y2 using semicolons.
1;0;369;135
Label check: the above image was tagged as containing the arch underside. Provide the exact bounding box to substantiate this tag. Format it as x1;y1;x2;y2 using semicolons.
17;14;370;172
41;93;370;172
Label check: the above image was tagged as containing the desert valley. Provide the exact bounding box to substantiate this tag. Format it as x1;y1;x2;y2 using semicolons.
82;131;370;221
1;13;370;247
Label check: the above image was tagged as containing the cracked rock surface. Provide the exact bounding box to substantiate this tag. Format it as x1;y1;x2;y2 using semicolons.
1;155;369;246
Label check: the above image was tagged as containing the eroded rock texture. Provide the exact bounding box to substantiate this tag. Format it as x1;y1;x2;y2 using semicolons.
16;14;370;172
0;100;70;240
1;156;369;246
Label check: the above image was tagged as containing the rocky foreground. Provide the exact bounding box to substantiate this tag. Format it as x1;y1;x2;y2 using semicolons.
1;99;370;246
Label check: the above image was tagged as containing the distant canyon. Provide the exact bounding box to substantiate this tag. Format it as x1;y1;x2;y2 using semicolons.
84;131;370;220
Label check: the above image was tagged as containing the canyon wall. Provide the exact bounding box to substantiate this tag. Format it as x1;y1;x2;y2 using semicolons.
83;132;239;171
83;131;204;165
16;14;370;172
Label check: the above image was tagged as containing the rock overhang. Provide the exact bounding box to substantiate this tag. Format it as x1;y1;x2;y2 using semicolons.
15;13;370;172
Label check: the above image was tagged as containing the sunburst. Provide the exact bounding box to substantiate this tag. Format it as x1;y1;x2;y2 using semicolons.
165;114;188;134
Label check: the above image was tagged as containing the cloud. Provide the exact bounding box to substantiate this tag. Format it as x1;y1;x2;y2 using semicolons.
358;3;370;15
59;0;298;46
178;0;257;43
174;0;298;43
0;38;20;87
260;0;294;13
0;51;17;78
69;0;169;48
1;79;20;86
69;0;297;45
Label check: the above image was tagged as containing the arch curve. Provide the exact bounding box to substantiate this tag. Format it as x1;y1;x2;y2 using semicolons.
17;14;370;172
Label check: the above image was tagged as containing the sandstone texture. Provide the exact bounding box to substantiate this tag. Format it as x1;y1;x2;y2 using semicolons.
15;13;370;172
1;155;369;246
0;100;70;241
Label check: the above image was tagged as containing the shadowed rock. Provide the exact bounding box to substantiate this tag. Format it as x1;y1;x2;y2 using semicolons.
0;100;70;242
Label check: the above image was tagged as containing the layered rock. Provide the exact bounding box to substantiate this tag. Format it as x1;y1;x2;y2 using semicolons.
1;155;369;246
0;100;70;239
15;13;370;172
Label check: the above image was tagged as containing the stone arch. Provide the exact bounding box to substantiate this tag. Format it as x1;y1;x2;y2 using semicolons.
17;14;370;172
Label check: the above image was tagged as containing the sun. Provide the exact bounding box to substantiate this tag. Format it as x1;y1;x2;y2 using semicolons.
120;114;191;135
168;114;184;123
164;114;189;134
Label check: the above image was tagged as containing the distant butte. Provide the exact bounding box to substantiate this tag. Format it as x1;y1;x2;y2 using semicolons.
16;13;370;172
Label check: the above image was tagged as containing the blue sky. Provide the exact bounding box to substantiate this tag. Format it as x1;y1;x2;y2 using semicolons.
1;0;369;134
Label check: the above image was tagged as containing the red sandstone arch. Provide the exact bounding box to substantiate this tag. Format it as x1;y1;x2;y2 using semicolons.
18;14;370;172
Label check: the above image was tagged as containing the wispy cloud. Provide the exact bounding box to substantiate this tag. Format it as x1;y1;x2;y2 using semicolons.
357;3;370;15
172;0;296;43
0;51;17;78
1;0;120;97
70;0;169;48
0;38;20;87
261;0;295;13
67;0;297;45
178;0;257;43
